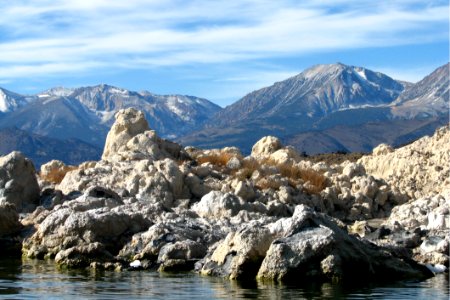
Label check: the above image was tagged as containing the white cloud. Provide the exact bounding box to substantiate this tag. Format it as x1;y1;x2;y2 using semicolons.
0;0;447;79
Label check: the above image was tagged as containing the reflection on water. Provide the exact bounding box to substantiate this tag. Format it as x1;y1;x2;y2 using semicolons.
0;258;448;299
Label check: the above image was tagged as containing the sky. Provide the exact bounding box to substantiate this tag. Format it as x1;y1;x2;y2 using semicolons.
0;0;448;107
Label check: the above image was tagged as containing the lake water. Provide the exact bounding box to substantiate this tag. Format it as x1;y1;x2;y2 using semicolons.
0;258;448;299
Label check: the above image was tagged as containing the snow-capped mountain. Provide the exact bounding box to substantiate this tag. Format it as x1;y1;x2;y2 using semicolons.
68;84;221;137
208;63;405;127
0;84;221;147
0;87;33;113
38;87;76;98
181;63;449;154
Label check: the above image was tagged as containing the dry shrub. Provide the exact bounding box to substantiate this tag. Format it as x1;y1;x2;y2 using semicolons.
41;166;77;184
196;152;234;167
275;162;327;194
277;162;303;179
299;168;328;195
259;157;279;167
255;177;282;190
233;159;261;180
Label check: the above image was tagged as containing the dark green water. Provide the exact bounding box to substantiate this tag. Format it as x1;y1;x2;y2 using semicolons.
0;258;448;299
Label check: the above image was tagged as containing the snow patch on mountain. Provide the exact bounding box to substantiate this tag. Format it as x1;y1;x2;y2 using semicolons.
0;88;29;113
39;87;75;98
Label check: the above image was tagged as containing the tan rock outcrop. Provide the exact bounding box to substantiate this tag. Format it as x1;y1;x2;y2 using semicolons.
359;126;450;198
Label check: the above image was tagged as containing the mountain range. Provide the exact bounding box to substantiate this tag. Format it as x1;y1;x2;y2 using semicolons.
180;63;449;153
0;62;448;166
0;84;221;145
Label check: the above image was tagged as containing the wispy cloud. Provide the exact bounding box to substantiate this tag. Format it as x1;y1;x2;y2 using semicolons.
0;0;447;81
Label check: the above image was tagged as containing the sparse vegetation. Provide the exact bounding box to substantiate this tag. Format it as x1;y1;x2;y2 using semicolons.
196;151;235;167
298;168;328;194
233;159;260;180
194;152;327;195
275;161;328;194
255;177;282;190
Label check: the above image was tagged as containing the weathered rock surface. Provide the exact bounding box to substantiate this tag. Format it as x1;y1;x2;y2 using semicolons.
102;108;184;162
23;189;156;266
0;151;40;212
200;224;274;279
0;203;22;236
251;136;282;158
378;191;450;267
197;205;431;282
257;205;431;282
192;191;246;219
359;126;450;198
0;203;24;256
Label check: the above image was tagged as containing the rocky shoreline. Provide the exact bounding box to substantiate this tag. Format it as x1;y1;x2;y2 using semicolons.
0;108;448;284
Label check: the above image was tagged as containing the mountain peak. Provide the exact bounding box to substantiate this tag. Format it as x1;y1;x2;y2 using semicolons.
84;84;130;94
301;63;350;79
39;87;75;98
0;87;28;113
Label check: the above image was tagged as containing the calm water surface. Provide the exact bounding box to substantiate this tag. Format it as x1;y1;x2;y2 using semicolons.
0;258;448;299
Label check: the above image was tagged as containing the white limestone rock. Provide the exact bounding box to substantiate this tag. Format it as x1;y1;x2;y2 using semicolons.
102;108;149;161
102;108;183;162
192;191;246;219
359;126;450;198
251;136;282;158
269;146;301;164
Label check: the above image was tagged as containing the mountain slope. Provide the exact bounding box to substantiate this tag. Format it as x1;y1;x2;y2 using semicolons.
392;63;449;118
0;127;101;167
181;62;448;154
0;96;107;146
0;87;33;113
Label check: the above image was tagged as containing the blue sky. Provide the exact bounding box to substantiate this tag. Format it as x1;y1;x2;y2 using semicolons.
0;0;448;107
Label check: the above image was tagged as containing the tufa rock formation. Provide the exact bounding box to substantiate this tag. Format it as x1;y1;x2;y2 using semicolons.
0;151;40;212
0;109;447;284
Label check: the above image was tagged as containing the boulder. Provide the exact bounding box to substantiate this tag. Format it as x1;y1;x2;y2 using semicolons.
40;160;68;177
226;157;241;170
342;163;366;178
234;180;256;202
0;151;40;212
200;225;274;279
157;240;207;271
251;136;282;158
0;203;22;237
102;108;184;162
269;147;301;164
0;203;23;256
256;205;432;283
192;191;246;219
